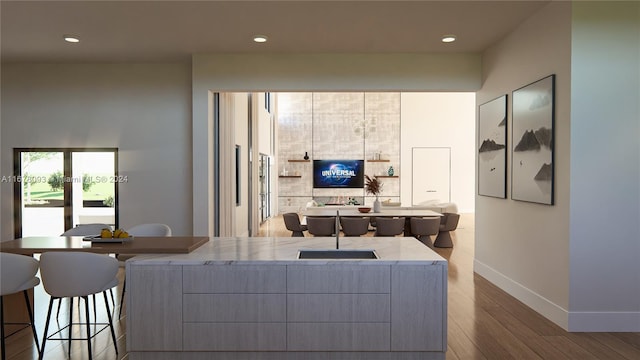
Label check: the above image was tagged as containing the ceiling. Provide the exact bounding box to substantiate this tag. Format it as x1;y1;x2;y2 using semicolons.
1;0;550;63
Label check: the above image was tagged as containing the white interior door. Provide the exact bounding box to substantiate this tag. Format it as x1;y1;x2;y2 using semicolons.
412;147;451;205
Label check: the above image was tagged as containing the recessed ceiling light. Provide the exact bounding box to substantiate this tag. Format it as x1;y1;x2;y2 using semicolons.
442;35;456;43
63;35;80;43
253;35;268;43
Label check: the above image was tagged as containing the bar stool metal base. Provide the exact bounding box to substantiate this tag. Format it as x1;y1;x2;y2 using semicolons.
1;291;41;360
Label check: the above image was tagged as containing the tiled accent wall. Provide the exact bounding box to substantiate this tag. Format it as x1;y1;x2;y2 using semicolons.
277;93;400;213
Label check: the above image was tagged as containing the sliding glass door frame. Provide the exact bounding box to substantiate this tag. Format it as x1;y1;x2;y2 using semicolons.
13;147;119;238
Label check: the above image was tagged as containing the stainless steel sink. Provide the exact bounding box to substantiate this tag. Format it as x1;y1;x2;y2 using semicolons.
297;249;379;259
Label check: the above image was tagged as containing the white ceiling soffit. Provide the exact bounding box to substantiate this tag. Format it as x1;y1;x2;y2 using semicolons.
0;0;550;63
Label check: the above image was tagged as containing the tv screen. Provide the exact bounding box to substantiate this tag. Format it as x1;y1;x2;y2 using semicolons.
313;160;364;188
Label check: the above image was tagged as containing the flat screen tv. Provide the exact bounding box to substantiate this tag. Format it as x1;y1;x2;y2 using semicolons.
313;160;364;188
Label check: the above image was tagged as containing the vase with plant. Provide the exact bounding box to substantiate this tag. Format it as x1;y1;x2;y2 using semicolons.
365;175;383;213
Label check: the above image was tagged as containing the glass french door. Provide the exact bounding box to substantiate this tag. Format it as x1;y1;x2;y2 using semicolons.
14;148;118;238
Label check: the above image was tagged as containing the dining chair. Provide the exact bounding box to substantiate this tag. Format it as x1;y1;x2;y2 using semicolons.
39;252;119;359
306;217;336;236
410;217;441;245
118;223;172;318
283;213;308;237
61;223;110;236
0;253;41;360
339;217;370;236
126;223;172;237
59;224;114;320
374;217;406;237
434;213;460;248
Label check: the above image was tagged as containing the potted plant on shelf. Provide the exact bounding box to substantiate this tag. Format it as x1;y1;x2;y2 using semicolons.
365;175;383;213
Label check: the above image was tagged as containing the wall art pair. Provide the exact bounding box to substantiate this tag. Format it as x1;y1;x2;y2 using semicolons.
478;74;555;205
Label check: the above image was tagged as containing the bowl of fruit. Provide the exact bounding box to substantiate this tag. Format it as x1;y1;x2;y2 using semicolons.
84;228;133;242
102;228;131;239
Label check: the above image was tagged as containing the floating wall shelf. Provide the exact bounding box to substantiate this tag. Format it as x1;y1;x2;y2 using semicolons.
367;159;390;162
375;175;399;178
288;160;310;162
279;175;302;178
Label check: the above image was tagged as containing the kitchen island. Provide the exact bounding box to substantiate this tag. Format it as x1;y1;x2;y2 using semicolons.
126;236;447;360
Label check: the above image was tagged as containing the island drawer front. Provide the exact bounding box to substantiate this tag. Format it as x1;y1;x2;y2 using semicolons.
183;294;286;322
391;265;446;351
287;294;390;322
184;323;286;351
287;323;390;351
127;265;183;351
287;265;390;293
183;265;286;293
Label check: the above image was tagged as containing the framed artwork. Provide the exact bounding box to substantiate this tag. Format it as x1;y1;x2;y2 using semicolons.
235;145;241;206
511;74;555;205
478;95;507;198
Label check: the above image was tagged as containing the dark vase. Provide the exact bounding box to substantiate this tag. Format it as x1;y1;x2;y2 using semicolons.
304;152;309;160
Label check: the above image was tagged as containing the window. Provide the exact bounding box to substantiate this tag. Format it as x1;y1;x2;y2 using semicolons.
13;148;119;237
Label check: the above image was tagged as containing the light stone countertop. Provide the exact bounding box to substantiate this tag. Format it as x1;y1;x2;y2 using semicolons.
127;236;447;266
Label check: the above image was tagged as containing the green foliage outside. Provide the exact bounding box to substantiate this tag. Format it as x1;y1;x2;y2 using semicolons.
47;171;64;191
25;173;114;202
103;195;115;207
47;172;94;192
82;174;95;192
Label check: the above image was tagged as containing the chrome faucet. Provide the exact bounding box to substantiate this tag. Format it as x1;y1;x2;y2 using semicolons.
335;210;340;249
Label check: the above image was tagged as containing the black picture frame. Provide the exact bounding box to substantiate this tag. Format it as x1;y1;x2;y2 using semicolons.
235;145;241;206
478;95;507;198
511;75;555;205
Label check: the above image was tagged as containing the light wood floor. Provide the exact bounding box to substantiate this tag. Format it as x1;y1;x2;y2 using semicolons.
3;214;639;359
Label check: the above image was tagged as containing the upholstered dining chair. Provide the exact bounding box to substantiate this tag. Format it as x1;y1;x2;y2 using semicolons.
339;217;370;236
374;217;406;237
410;217;441;245
0;253;41;360
283;213;308;237
306;217;336;236
59;224;114;320
434;213;460;247
61;223;110;236
39;252;119;359
126;223;172;237
118;223;172;318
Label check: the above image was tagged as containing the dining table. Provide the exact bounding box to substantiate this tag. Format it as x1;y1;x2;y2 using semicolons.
302;207;443;218
0;235;209;256
302;207;443;236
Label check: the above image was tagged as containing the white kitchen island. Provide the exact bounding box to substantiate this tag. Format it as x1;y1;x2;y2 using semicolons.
126;236;447;360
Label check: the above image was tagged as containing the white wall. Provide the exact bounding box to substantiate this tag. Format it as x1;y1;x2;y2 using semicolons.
257;93;276;219
401;93;475;213
476;1;640;331
233;93;249;237
257;94;273;156
192;54;481;92
568;1;640;331
475;2;572;329
1;63;193;238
